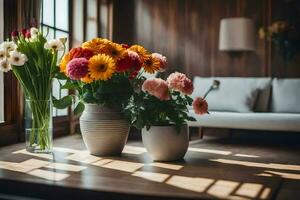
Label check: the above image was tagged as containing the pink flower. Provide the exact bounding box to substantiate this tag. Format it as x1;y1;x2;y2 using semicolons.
193;97;208;115
166;72;194;95
142;78;170;100
67;58;89;80
152;53;167;72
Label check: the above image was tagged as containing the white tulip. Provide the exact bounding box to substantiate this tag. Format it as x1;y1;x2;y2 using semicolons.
8;51;28;66
30;27;39;39
0;59;11;72
0;41;17;53
44;39;64;51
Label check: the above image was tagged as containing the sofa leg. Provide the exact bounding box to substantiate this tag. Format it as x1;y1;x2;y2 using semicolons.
199;127;204;139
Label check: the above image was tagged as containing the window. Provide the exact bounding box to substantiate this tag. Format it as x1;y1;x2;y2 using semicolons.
41;0;69;117
0;0;3;123
0;73;3;123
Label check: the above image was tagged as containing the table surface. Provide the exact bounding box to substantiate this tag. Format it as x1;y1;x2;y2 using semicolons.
0;135;284;200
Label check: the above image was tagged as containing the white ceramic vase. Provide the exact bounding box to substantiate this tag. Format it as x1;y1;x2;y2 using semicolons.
80;104;129;156
142;124;189;161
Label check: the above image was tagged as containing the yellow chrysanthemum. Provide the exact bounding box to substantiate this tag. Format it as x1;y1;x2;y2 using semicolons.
59;53;71;74
143;55;160;74
82;38;112;54
101;43;126;60
88;54;116;81
81;74;94;84
129;45;149;61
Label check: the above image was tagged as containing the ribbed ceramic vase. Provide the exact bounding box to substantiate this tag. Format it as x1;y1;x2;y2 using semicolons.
80;104;129;156
142;124;189;161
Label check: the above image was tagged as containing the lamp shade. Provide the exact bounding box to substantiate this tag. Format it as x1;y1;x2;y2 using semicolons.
219;17;255;51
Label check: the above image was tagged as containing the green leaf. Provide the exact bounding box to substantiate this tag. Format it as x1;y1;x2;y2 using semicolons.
74;102;85;115
53;95;73;109
61;80;80;90
55;72;68;80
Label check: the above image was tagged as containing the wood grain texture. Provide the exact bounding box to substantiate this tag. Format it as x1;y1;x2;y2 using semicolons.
113;0;300;78
0;134;296;199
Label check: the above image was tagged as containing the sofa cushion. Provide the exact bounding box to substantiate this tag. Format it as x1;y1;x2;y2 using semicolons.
271;78;300;113
188;111;300;132
192;77;270;112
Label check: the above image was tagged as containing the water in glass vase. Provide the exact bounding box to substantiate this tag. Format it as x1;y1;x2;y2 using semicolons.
25;99;53;153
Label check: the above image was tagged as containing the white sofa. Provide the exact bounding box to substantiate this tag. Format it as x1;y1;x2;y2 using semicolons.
188;77;300;132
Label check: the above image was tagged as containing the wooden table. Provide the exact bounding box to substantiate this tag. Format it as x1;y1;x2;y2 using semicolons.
0;135;286;199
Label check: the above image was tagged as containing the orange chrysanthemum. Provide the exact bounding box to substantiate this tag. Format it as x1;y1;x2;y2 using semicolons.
81;38;112;54
59;53;71;74
101;43;126;60
129;45;149;61
88;54;116;81
143;55;161;74
81;74;94;84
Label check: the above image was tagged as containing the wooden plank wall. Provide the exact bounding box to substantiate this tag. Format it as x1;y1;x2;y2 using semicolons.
113;0;300;78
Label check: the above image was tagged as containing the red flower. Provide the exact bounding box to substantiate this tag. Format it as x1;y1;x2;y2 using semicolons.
21;28;28;37
122;44;130;49
193;97;209;115
25;31;31;38
11;30;18;37
116;50;142;78
69;47;94;60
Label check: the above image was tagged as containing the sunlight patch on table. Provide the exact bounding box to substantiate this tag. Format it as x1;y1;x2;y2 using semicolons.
53;147;81;154
264;170;300;180
65;152;101;163
234;154;259;158
211;159;300;171
12;149;53;159
148;162;183;170
92;159;112;166
207;180;239;197
235;183;263;198
188;147;231;155
132;171;170;182
28;169;69;181
45;163;87;172
101;160;144;172
166;175;214;193
123;145;147;155
0;159;50;173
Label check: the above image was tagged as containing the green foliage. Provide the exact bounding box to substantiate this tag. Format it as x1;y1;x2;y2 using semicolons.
74;102;85;115
52;95;72;109
54;72;134;115
125;89;196;133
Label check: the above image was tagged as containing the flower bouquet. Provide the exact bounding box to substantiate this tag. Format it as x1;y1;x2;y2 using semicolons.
125;71;218;161
55;38;167;155
0;27;65;153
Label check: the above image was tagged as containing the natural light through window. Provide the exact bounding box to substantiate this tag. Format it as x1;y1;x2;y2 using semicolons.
41;0;69;117
0;0;4;123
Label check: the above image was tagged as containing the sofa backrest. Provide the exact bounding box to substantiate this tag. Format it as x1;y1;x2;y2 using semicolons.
192;77;272;112
271;78;300;113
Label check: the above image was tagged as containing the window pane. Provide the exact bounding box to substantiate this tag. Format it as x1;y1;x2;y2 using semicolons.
43;0;54;26
56;31;69;62
100;1;108;38
42;26;55;40
55;0;69;31
86;0;98;40
0;72;4;122
53;79;68;116
0;0;4;123
73;0;84;46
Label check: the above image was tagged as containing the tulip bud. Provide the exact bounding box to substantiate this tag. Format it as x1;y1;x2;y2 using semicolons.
11;30;18;38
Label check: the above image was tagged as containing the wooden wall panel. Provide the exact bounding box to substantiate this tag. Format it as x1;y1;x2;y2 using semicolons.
113;0;300;78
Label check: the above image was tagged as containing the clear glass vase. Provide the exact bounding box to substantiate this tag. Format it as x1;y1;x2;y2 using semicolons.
25;99;53;153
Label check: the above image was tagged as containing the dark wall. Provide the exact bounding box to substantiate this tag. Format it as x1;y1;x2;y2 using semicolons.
113;0;300;78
